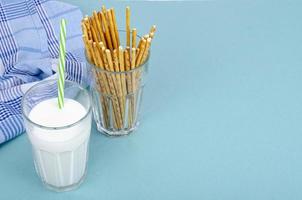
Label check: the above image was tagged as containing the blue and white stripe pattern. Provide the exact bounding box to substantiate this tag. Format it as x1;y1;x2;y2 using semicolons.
0;0;87;144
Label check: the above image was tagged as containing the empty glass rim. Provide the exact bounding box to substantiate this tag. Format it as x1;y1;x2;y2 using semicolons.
21;79;92;130
85;29;150;75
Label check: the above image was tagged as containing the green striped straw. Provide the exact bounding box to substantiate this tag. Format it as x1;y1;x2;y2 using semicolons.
58;19;66;109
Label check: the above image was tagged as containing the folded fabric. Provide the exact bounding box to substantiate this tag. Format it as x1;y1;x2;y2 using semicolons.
0;0;87;144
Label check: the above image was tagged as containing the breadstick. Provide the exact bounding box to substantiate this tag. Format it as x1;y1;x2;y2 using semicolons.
89;40;110;127
135;38;146;66
81;22;88;39
126;6;130;47
131;48;136;69
149;25;156;38
124;48;131;71
141;37;151;65
96;43;111;94
100;12;113;50
131;47;137;95
119;46;128;125
105;50;114;71
101;5;107;13
137;38;143;50
93;11;107;47
113;49;125;121
82;34;92;63
111;8;120;46
102;49;121;128
93;42;104;67
107;9;118;49
124;48;133;125
83;17;92;40
119;46;128;97
88;40;96;65
89;18;99;42
119;46;125;72
106;50;123;128
132;28;137;48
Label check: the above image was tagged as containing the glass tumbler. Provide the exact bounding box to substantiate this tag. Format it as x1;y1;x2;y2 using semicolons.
87;30;150;136
22;79;92;192
88;52;149;136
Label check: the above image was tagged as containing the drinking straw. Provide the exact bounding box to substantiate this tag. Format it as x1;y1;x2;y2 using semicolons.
58;19;66;109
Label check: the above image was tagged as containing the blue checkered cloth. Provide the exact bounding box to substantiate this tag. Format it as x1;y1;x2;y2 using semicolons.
0;0;86;144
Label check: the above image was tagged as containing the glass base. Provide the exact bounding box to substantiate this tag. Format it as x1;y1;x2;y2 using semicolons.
96;122;139;137
42;170;87;192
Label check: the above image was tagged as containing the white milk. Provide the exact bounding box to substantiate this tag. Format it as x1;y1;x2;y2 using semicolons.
27;98;91;189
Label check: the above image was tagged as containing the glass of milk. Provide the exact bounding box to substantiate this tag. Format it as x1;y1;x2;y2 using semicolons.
22;79;92;192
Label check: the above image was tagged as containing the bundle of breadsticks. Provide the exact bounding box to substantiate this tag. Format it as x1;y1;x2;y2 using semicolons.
81;6;156;131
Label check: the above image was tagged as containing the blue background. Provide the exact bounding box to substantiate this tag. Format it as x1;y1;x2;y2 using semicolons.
1;0;302;199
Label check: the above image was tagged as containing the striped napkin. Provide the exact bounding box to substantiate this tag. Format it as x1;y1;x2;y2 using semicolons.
0;0;87;144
